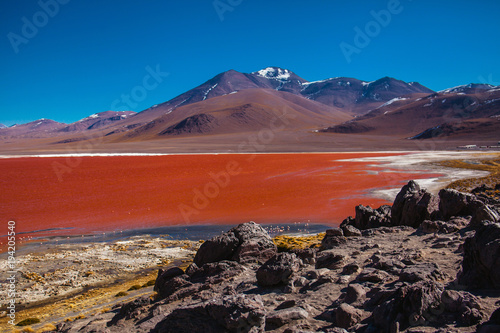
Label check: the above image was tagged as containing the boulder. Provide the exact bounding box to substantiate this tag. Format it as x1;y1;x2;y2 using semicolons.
154;267;185;294
155;294;266;333
391;180;439;228
315;251;347;270
321;234;347;250
354;204;392;230
194;222;277;266
438;188;476;220
372;280;444;331
478;307;500;333
155;275;193;299
290;248;316;265
418;219;464;234
356;268;392;283
399;263;445;283
335;303;362;329
265;307;309;330
469;202;500;227
189;260;244;283
344;283;367;306
341;224;362;237
441;289;483;325
326;228;344;236
256;253;300;287
457;221;500;289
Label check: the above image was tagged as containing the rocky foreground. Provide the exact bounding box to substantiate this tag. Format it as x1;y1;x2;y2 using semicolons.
56;181;500;333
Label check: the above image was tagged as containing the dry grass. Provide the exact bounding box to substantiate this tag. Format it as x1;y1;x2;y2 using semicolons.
437;154;500;192
36;323;57;332
0;270;159;332
273;233;325;252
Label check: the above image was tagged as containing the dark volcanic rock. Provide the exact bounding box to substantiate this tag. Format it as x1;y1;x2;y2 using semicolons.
321;234;347;250
154;267;185;294
336;303;362;329
372;280;444;331
326;228;344;236
315;251;347;270
265;307;309;330
290;248;317;265
418;219;465;234
156;275;193;299
194;222;277;266
457;221;500;289
189;260;244;283
478;307;500;333
469;202;500;227
441;289;483;325
399;263;445;283
438;188;476;220
391;180;439;228
256;253;300;287
341;224;362;237
354;204;392;230
155;294;266;333
344;283;367;306
356;268;392;283
193;232;240;266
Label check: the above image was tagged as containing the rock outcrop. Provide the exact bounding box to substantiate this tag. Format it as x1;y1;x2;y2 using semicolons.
391;180;440;227
193;221;277;266
457;221;500;289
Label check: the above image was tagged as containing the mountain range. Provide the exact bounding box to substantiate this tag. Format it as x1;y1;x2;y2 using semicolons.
1;67;499;153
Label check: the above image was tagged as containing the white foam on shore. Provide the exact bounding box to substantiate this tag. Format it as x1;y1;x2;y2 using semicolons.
339;151;492;200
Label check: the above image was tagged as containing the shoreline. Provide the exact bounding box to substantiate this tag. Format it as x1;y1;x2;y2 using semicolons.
0;149;495;159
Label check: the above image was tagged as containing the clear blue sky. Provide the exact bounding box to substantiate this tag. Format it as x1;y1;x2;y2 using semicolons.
1;0;499;126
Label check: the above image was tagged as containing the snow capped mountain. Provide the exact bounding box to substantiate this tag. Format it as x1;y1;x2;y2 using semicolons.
60;111;136;132
253;67;292;81
439;83;496;94
0;123;6;129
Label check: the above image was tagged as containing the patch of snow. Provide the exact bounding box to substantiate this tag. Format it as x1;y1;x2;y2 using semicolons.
89;114;99;119
362;81;375;87
485;98;500;104
442;99;446;103
229;91;238;95
377;97;408;109
254;67;291;81
203;83;218;101
440;83;495;94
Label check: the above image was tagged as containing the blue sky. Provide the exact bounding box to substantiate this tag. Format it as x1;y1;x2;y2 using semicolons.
1;0;499;126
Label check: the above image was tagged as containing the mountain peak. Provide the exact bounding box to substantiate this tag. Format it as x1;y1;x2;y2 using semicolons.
253;67;292;81
439;83;496;94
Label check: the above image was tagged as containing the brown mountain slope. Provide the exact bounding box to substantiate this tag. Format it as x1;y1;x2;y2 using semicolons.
109;89;352;141
322;89;500;140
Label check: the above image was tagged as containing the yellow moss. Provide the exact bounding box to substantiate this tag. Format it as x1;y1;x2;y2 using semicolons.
437;155;500;192
273;233;325;252
75;314;86;320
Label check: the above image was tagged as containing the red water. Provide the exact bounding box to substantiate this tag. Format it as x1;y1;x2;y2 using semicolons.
0;153;440;248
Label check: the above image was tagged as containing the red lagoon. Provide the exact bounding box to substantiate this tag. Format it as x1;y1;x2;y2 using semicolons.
0;153;440;241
